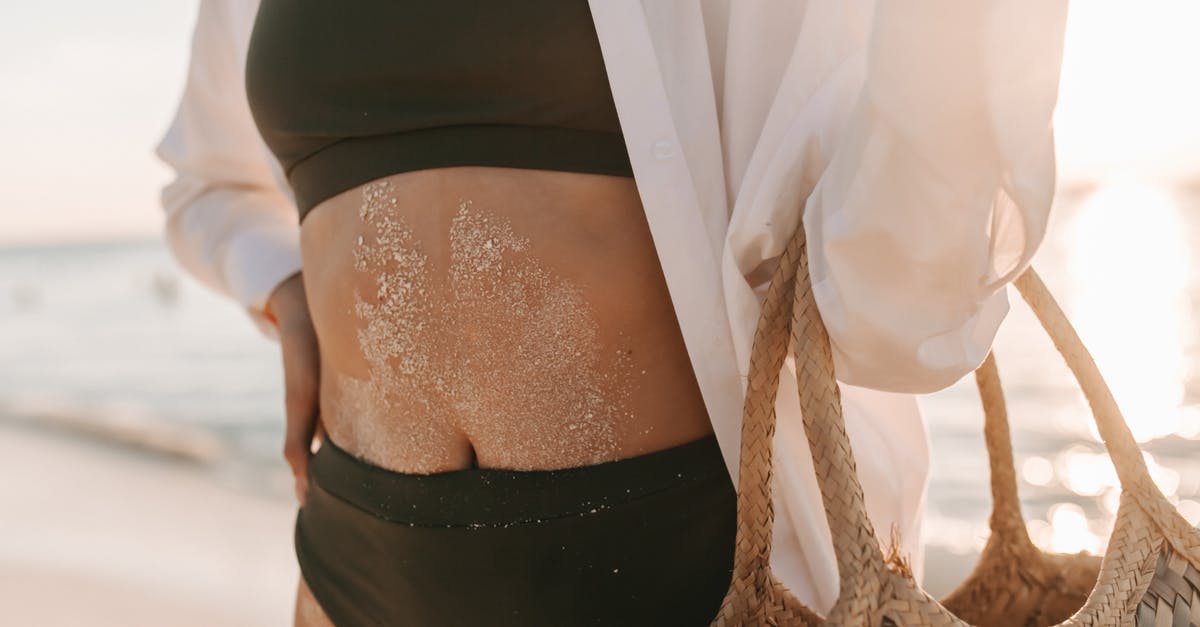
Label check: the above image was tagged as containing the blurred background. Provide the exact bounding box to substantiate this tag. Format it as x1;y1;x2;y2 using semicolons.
1;1;1199;624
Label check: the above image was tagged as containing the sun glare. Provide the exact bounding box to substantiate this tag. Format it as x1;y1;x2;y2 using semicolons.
1066;180;1195;443
1054;0;1200;182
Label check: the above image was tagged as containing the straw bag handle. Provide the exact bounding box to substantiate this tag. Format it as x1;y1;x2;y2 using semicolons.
714;215;1200;625
713;214;877;625
793;220;1200;623
1011;270;1198;525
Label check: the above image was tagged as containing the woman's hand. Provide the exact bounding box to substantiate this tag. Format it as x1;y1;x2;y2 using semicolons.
265;271;322;507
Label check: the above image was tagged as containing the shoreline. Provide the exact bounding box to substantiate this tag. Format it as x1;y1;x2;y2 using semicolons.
0;399;229;465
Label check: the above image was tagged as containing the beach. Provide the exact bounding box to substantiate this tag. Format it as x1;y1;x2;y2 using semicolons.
0;419;298;626
5;0;1200;620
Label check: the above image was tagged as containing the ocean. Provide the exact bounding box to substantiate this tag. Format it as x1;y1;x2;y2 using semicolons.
2;180;1199;568
0;236;290;494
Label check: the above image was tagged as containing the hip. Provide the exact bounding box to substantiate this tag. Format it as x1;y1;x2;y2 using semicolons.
295;430;737;626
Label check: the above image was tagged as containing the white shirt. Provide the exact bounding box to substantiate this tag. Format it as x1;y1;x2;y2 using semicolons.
157;0;1067;614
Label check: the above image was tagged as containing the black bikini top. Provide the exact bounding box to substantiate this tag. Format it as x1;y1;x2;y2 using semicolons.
244;0;635;223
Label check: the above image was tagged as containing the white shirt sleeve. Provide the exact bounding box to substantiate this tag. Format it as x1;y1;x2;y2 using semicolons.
800;0;1069;393
155;0;301;342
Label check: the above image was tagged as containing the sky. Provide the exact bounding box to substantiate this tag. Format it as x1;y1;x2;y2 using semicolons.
0;0;1198;246
0;1;199;245
1053;0;1200;182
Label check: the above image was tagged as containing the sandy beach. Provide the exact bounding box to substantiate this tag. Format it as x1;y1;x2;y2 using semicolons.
0;420;299;627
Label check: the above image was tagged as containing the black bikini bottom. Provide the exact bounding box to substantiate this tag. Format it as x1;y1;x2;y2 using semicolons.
294;431;737;627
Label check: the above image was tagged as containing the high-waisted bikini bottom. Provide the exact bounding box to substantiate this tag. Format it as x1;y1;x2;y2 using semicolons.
294;431;737;627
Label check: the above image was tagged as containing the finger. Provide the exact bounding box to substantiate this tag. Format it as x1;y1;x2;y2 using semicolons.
283;402;318;501
314;412;327;447
282;379;318;476
280;334;321;506
294;477;307;507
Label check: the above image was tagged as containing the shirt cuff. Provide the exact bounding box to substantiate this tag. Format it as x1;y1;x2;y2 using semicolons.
247;305;283;342
220;221;302;341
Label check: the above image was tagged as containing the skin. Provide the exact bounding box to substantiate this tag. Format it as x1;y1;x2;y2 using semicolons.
264;269;321;506
266;166;715;627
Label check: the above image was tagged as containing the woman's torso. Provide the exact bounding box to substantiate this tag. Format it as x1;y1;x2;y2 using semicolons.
248;0;713;474
300;167;714;473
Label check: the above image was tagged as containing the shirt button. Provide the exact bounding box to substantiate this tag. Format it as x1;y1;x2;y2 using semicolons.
652;139;675;160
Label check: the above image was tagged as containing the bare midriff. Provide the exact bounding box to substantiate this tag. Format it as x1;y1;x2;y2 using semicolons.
299;166;714;475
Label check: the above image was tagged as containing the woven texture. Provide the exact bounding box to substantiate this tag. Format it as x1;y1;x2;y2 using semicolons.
938;353;1102;627
1136;550;1200;626
709;220;1200;626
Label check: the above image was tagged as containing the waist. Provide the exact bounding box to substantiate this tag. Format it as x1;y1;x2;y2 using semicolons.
310;430;729;525
298;166;659;336
299;166;715;473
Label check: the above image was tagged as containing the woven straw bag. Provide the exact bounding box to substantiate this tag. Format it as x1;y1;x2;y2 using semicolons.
709;218;1200;626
